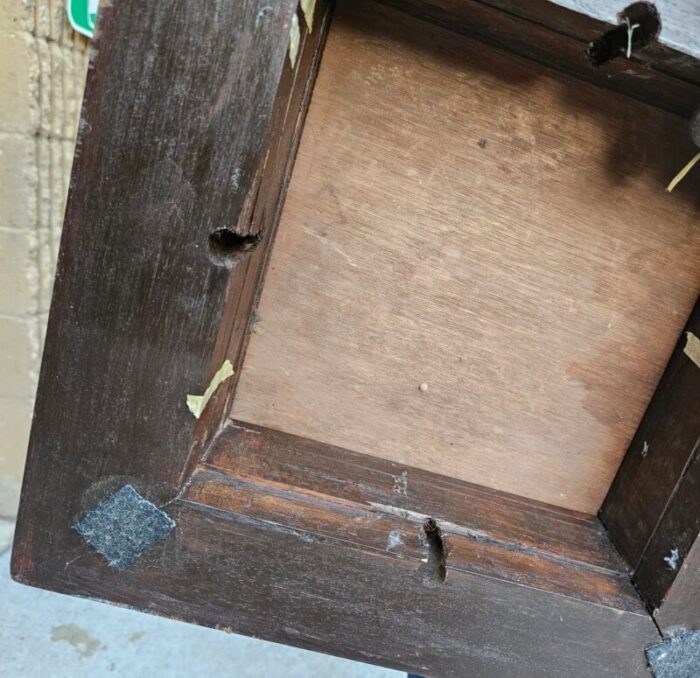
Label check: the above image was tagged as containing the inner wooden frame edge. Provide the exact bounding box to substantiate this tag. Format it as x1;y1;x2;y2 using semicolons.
196;0;700;624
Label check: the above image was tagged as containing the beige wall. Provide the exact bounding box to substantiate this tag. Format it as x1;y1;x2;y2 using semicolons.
0;1;88;516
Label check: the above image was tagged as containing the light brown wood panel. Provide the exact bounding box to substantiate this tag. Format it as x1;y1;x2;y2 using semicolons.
232;0;700;512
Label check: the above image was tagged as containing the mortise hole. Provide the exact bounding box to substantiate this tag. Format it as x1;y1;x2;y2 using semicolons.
587;2;661;66
208;228;261;267
420;518;447;587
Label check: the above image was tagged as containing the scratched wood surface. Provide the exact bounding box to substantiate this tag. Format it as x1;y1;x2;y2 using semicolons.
602;302;700;565
554;0;700;59
233;0;700;513
201;421;640;607
384;0;700;117
600;301;700;628
11;0;322;575
23;493;656;678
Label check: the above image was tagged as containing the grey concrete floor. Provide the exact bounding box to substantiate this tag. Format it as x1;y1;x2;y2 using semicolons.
0;520;402;678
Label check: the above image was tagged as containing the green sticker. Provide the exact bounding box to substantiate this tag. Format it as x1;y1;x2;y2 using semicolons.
67;0;99;39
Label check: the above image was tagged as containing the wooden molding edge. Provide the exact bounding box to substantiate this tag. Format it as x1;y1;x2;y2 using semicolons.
381;0;700;117
602;300;700;629
13;420;661;678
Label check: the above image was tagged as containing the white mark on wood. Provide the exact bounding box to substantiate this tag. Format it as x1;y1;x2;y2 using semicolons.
393;471;408;496
297;531;315;543
255;6;274;29
230;168;242;192
664;548;680;571
683;332;700;369
301;0;316;32
303;227;358;267
369;503;491;542
642;440;649;457
186;360;234;418
419;382;429;393
621;69;654;79
555;0;700;59
288;13;300;69
230;422;263;436
387;531;403;550
623;16;640;58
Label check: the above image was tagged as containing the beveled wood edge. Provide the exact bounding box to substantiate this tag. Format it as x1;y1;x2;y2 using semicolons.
466;0;700;85
635;446;700;628
11;495;659;678
180;0;335;485
381;0;700;117
11;0;331;580
601;300;700;628
184;420;647;613
209;421;628;572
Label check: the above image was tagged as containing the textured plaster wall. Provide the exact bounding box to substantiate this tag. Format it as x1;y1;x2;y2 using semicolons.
0;0;89;516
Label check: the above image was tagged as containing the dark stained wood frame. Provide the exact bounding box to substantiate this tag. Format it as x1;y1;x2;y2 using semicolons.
601;300;700;631
10;0;700;676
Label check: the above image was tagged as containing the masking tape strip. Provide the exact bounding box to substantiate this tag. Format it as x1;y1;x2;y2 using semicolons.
186;359;234;419
683;332;700;370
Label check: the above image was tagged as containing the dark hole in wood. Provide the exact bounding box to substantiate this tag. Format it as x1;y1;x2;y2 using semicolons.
587;2;660;66
208;228;261;267
421;518;447;587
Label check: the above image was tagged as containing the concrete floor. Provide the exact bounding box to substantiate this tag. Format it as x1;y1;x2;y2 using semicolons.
0;520;401;678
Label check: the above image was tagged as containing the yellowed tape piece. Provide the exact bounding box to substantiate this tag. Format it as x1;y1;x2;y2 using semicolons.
288;13;300;69
186;360;234;419
301;0;316;31
667;151;700;192
683;332;700;370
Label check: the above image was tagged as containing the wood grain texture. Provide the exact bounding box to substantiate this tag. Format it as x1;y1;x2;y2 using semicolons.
200;421;642;610
634;445;700;624
654;536;700;632
14;496;657;678
383;0;700;117
184;1;333;482
601;302;700;570
233;0;700;513
600;302;700;629
12;1;680;673
209;421;630;572
468;0;700;85
552;0;700;60
11;0;325;576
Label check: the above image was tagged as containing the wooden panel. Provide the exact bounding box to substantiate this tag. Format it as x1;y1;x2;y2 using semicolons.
634;446;700;619
383;0;700;117
11;0;327;576
654;537;700;631
16;421;659;677
601;302;700;569
233;0;700;512
463;0;700;84
183;0;334;481
14;495;656;678
552;0;700;60
201;421;640;609
209;422;630;573
602;303;700;628
192;468;641;609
